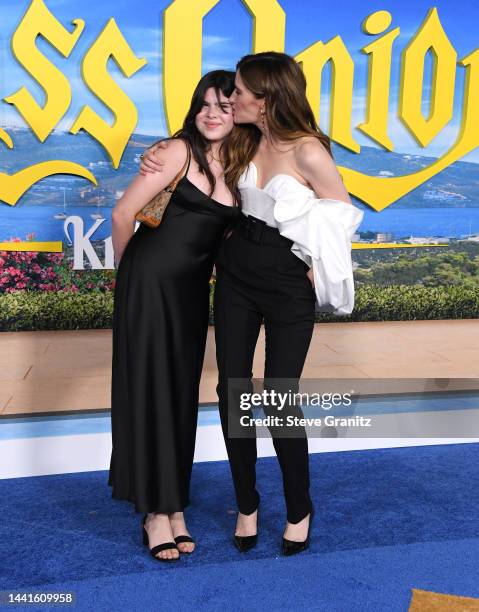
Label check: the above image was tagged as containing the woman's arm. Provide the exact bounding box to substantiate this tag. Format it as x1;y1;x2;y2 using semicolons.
112;139;187;266
295;138;352;204
294;138;352;287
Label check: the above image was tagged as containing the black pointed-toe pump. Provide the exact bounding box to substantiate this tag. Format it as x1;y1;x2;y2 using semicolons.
234;531;258;553
281;506;315;556
233;505;259;553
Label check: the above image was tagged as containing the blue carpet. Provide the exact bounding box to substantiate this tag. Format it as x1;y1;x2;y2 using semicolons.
1;444;479;611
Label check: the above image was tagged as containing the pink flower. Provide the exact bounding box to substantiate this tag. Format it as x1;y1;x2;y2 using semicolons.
46;253;64;264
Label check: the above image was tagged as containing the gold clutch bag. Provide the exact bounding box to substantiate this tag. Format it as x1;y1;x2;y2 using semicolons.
135;144;191;228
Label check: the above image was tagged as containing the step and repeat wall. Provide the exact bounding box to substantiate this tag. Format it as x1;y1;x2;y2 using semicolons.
1;0;479;330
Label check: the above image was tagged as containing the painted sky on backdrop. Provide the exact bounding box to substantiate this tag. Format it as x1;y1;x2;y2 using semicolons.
1;0;479;161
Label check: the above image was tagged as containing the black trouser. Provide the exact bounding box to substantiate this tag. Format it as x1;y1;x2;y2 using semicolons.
214;214;316;524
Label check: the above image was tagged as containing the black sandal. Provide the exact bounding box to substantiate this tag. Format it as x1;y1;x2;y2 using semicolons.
142;515;180;562
174;534;195;553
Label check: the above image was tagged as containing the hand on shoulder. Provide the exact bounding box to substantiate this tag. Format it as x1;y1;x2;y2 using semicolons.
140;138;189;186
140;138;188;176
114;139;190;220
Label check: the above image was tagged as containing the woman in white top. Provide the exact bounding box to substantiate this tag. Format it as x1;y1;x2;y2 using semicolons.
141;52;362;556
216;51;362;557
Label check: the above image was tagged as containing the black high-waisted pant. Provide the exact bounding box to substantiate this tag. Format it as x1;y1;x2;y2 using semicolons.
214;213;316;524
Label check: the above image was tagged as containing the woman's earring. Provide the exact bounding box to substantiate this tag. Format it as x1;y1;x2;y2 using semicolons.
260;107;266;131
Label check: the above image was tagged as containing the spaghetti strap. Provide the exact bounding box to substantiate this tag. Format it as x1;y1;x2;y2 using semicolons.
170;141;192;189
185;142;192;174
177;140;192;184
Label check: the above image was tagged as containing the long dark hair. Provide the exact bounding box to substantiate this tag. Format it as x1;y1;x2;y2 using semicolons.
169;70;239;204
226;52;333;189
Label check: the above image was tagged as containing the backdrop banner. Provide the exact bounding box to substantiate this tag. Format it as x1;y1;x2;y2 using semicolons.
1;0;479;330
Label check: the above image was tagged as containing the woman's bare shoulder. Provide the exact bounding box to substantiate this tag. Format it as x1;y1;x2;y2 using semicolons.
294;136;332;171
295;135;328;156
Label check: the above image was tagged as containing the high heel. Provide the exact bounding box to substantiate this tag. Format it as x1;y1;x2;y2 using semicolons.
233;504;259;553
142;514;180;562
281;505;315;556
234;531;257;553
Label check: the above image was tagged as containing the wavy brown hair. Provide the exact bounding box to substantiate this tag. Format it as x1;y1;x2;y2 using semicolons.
225;52;333;189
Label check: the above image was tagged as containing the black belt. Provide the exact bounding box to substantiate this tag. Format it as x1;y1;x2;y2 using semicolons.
237;214;293;248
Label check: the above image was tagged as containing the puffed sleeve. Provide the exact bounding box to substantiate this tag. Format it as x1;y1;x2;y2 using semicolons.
271;181;363;315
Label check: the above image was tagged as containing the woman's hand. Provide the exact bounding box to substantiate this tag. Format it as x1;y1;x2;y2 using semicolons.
306;267;314;288
139;140;169;175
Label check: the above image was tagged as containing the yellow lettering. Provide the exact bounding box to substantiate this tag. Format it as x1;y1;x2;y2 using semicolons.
2;2;476;214
357;11;399;151
399;7;457;147
296;36;360;153
0;162;96;206
4;0;84;142
0;130;13;149
340;49;479;211
69;19;147;168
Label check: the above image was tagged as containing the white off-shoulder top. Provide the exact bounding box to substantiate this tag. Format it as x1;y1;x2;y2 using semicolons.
238;162;364;315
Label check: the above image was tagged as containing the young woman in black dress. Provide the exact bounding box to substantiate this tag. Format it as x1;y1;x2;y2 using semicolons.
108;71;240;562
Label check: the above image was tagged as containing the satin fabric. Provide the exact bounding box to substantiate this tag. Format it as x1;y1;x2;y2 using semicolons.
108;176;239;514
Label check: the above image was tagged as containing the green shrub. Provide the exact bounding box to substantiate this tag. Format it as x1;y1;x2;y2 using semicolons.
0;290;113;331
210;284;478;323
1;284;478;332
314;285;479;322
